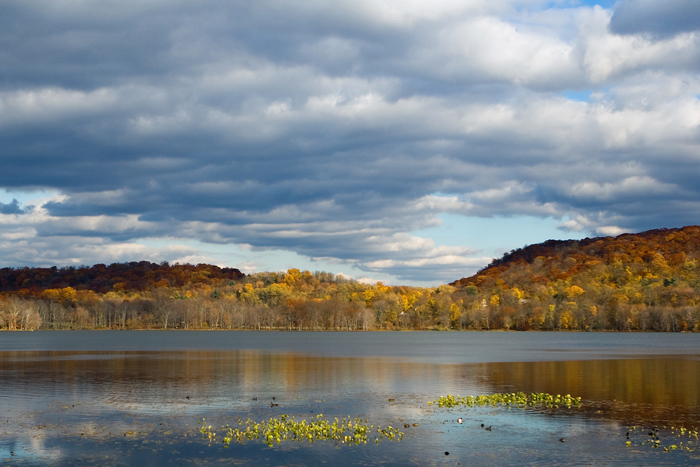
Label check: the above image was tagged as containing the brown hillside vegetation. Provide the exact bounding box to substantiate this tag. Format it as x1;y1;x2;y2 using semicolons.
452;225;700;331
0;261;245;295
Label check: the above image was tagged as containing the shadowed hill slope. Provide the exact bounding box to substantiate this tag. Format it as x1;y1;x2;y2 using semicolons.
0;261;245;295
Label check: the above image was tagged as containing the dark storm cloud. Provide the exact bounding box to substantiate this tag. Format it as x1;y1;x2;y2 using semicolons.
610;0;700;38
1;0;700;283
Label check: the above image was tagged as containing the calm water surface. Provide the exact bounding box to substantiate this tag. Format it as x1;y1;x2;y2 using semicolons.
1;331;699;466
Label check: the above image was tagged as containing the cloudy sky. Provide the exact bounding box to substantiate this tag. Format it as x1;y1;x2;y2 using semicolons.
1;0;699;286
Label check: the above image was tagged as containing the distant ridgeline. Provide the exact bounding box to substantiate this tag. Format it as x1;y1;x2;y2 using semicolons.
0;261;245;294
1;227;700;332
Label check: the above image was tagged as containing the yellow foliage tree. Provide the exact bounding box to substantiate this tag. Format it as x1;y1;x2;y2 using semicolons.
565;285;585;299
284;268;302;286
449;301;462;328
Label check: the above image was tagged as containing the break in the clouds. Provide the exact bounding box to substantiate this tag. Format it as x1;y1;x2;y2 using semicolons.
1;0;700;285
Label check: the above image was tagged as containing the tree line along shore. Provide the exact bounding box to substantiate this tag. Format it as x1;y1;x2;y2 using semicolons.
2;226;700;332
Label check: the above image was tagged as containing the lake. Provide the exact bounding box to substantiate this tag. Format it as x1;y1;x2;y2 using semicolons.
1;331;699;466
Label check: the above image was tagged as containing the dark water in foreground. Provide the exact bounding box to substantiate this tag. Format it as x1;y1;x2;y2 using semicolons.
1;331;699;466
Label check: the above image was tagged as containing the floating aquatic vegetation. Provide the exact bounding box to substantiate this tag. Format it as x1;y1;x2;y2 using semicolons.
198;414;403;447
429;392;582;409
624;425;699;452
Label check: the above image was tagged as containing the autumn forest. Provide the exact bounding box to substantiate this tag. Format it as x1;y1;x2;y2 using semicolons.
2;226;700;332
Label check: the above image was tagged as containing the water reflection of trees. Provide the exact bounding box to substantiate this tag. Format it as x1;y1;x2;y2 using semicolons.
478;358;700;428
0;351;454;405
2;351;698;429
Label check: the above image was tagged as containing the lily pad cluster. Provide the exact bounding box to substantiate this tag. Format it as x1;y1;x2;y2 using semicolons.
199;414;403;447
429;392;582;409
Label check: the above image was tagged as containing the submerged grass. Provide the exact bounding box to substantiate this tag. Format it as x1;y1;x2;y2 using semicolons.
625;425;699;452
197;392;580;449
197;393;698;462
429;392;582;409
199;414;403;447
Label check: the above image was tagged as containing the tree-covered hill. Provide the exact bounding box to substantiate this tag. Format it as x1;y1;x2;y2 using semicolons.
0;261;245;295
451;225;700;331
1;226;700;332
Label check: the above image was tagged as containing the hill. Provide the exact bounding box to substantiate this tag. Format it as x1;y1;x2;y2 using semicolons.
1;227;700;332
0;261;245;295
451;225;700;331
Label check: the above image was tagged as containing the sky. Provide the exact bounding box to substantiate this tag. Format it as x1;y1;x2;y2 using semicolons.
1;0;700;286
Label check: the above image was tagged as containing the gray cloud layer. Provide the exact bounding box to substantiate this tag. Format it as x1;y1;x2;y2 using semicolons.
610;0;700;37
1;0;700;284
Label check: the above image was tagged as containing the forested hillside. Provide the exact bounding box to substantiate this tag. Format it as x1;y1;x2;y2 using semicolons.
0;261;245;294
2;226;700;332
452;225;700;331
